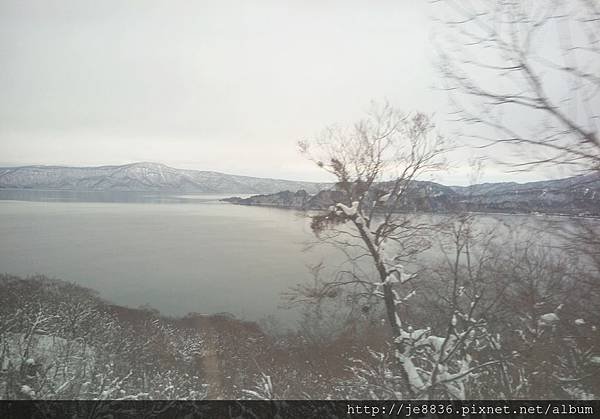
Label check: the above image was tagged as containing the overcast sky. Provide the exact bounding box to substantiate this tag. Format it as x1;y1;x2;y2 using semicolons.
0;0;562;185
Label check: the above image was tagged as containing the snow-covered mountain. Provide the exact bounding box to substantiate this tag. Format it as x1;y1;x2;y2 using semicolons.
0;162;329;194
449;172;600;215
224;172;600;216
2;162;598;216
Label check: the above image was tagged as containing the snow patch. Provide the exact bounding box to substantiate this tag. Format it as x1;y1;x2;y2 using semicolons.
20;385;35;397
336;201;359;217
538;313;559;326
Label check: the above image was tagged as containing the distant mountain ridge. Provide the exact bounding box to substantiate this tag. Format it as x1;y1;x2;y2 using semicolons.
0;162;329;194
224;172;600;217
2;162;599;216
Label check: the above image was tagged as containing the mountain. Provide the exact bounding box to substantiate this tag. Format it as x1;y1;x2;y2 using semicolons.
223;172;600;217
450;172;600;215
0;162;329;194
2;162;598;216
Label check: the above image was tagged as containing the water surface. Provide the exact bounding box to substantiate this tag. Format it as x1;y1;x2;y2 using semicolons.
0;191;333;324
0;190;590;325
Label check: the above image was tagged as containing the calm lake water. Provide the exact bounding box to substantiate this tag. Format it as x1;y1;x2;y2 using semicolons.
0;190;589;325
0;190;342;324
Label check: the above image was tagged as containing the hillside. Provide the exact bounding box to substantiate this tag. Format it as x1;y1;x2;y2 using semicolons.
2;162;598;216
0;162;329;194
0;274;386;400
223;172;600;216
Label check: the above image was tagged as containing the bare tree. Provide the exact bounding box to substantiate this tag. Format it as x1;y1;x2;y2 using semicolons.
0;275;211;401
297;103;500;398
417;217;600;399
435;0;600;172
434;6;600;383
299;104;445;330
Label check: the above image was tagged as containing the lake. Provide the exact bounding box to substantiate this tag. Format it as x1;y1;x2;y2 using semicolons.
0;190;589;326
0;191;344;325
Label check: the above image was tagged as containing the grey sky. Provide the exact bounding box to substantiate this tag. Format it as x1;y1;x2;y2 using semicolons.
0;0;561;185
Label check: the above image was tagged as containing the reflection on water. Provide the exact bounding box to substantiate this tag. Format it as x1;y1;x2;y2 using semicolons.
0;189;253;204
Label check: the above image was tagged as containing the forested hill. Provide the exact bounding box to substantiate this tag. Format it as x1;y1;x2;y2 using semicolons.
223;172;600;216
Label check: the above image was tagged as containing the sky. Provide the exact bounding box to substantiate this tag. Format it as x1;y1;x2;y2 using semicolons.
0;0;565;185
